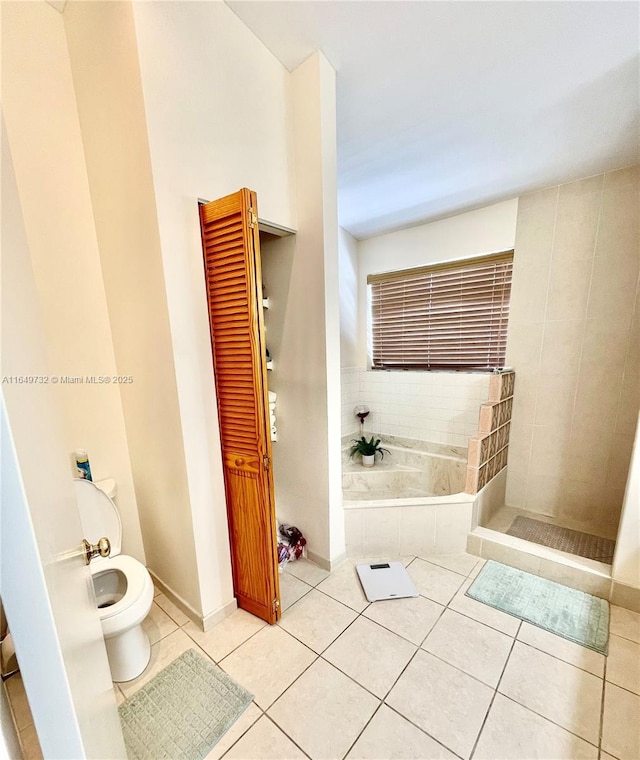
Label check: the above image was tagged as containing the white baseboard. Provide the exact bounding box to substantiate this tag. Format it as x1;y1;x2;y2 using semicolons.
149;569;238;632
148;570;201;624
201;599;238;632
306;549;347;572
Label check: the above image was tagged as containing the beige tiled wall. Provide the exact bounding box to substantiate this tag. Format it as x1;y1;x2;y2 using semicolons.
340;369;490;448
505;165;640;538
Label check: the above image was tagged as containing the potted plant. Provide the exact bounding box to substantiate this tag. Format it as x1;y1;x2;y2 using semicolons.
349;436;390;468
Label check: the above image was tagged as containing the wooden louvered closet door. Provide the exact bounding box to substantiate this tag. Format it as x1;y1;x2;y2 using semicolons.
199;188;280;624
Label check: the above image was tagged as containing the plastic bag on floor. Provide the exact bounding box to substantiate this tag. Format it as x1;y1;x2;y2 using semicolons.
277;523;306;570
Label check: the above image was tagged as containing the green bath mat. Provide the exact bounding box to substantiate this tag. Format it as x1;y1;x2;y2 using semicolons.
119;649;253;760
466;560;609;654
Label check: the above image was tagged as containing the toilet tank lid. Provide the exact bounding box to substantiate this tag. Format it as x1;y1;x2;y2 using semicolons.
94;478;117;499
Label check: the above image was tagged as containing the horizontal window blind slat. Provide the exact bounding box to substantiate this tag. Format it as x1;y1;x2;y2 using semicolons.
369;250;513;371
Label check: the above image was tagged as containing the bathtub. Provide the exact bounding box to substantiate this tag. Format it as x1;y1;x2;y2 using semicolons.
342;435;477;557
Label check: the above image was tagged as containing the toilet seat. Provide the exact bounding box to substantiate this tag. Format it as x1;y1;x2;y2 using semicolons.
91;555;154;639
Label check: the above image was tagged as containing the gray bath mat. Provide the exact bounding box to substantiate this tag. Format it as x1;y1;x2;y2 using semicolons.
119;648;253;760
466;560;609;654
507;515;615;564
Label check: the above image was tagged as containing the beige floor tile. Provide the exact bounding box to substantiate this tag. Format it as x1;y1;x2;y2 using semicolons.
600;754;618;760
223;715;306;759
610;605;640;643
468;558;486;579
154;592;191;626
184;609;266;662
279;572;313;611
386;650;493;759
498;641;602;744
419;553;480;577
422;609;512;687
323;616;416;698
602;682;640;760
220;625;315;709
285;558;330;587
316;562;370;612
268;658;379;760
19;723;43;760
473;694;598;760
363;594;444;645
118;628;198;697
448;577;520;636
142;601;179;645
278;589;357;653
204;703;262;759
405;558;465;605
5;674;34;731
606;634;640;695
346;704;457;759
517;622;605;677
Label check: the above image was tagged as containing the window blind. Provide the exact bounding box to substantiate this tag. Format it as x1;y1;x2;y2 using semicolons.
368;250;514;371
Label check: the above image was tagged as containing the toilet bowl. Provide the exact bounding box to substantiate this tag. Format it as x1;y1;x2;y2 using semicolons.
74;478;153;682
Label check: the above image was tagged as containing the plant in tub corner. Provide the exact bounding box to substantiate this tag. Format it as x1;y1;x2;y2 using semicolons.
349;436;390;468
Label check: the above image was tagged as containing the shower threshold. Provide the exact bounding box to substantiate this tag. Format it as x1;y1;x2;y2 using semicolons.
467;525;612;600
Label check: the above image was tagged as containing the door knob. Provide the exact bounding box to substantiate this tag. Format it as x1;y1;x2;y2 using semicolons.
83;537;111;565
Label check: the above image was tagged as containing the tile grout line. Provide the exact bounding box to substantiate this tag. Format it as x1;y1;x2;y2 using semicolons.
330;555;491;759
166;554;620;759
338;701;387;760
381;702;467;760
598;653;608;756
262;560;439;757
497;692;602;752
514;634;606;678
216;705;266;760
489;636;604;752
468;620;522;760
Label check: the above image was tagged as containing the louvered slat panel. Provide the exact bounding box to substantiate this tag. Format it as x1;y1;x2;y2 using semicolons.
199;189;280;624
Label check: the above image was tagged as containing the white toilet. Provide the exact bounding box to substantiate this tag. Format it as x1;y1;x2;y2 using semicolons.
74;478;154;682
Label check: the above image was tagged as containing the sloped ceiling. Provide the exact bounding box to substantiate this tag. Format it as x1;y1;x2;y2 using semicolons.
227;1;640;239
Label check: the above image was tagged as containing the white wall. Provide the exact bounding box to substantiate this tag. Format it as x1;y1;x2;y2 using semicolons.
2;114;125;760
131;1;317;589
262;53;343;566
339;227;359;369
341;200;518;445
1;0;145;563
357;199;519;365
341;368;360;437
64;0;202;618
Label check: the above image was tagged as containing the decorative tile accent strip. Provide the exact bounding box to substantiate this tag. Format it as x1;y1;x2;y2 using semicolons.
465;371;515;494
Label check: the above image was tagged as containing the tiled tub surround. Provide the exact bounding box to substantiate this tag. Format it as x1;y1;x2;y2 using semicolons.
340;368;490;447
342;435;467;501
343;435;475;556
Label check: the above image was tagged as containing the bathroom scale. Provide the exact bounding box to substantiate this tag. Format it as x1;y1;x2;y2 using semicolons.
356;561;419;602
